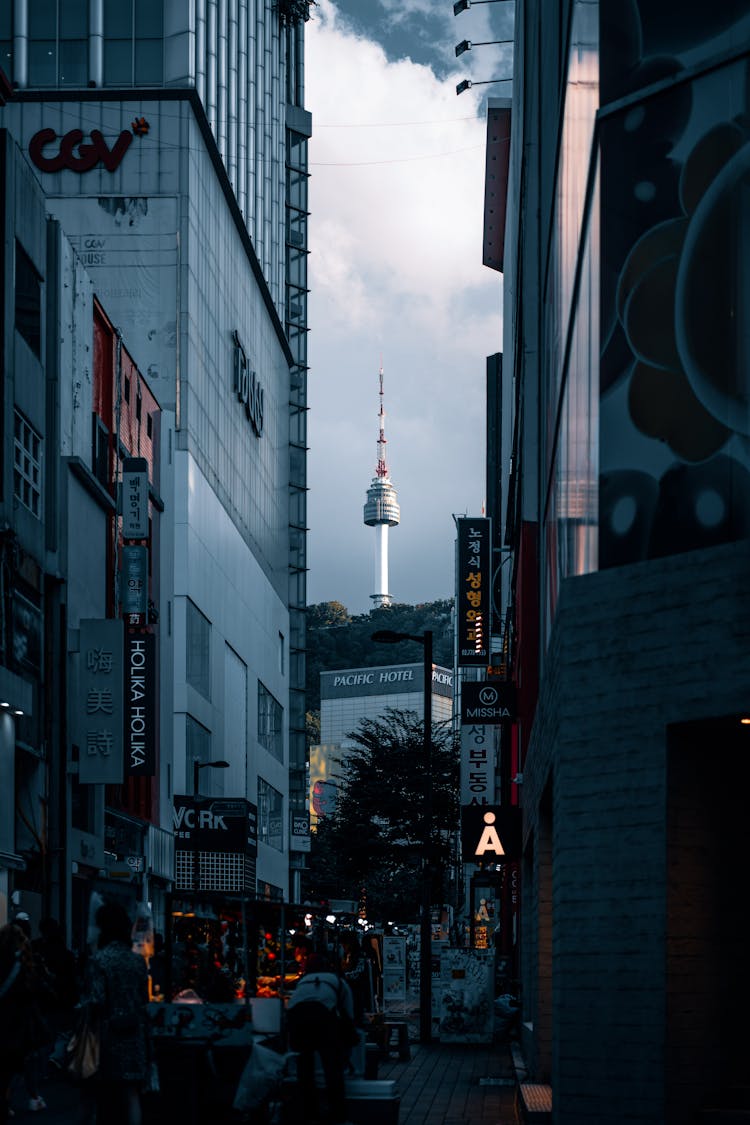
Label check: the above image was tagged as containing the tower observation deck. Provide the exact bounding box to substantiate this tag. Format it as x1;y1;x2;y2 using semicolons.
363;367;400;608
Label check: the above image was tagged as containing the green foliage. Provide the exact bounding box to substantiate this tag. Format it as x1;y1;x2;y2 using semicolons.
305;711;320;746
305;599;454;714
304;708;460;923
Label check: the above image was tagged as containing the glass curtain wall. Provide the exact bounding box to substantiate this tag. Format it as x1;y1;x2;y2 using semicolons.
541;0;600;645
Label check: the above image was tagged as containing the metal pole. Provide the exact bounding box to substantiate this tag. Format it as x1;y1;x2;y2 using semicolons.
193;757;200;797
420;630;433;1044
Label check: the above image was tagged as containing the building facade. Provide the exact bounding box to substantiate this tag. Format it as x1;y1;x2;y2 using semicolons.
0;0;311;929
496;2;750;1121
0;123;169;936
312;661;455;824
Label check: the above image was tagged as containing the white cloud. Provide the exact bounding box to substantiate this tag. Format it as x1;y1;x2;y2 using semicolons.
305;0;502;614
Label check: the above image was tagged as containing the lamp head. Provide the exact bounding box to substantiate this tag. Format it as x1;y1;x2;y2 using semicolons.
371;629;406;644
453;0;470;13
455;39;471;56
456;79;473;95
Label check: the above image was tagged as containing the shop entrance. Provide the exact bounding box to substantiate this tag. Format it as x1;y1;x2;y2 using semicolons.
666;715;750;1123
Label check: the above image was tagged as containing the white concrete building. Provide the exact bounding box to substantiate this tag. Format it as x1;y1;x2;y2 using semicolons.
1;0;312;906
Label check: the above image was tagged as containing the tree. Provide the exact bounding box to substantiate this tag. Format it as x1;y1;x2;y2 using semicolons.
305;709;460;923
305;599;454;712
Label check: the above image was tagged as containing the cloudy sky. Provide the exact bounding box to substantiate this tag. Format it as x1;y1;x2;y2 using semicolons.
304;0;514;616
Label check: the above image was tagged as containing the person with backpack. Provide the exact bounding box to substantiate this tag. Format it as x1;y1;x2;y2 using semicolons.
285;953;356;1125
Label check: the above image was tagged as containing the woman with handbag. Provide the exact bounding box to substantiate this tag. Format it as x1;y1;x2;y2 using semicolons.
0;923;50;1122
78;901;151;1125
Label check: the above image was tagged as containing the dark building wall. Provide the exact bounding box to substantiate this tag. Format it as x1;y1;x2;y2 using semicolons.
521;538;750;1124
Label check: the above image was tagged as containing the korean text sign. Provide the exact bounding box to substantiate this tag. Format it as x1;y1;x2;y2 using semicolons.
122;457;149;539
456;518;491;666
78;619;124;784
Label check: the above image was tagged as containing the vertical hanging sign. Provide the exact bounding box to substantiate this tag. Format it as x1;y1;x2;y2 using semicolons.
125;633;156;776
121;545;148;618
121;457;150;539
460;724;498;806
456;518;491;666
78;619;124;784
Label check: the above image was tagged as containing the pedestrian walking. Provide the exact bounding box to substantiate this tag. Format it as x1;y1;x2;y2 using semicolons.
0;923;51;1122
339;932;371;1026
286;953;356;1125
79;901;151;1125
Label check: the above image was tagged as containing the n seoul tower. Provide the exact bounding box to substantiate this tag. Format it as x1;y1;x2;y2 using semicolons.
363;366;400;608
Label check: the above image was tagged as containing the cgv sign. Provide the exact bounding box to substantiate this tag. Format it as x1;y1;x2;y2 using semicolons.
28;119;148;175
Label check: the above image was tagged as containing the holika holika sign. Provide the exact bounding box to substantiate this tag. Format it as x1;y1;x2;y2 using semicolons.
125;633;156;776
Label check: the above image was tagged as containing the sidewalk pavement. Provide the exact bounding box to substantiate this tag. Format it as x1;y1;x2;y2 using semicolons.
7;1037;520;1125
378;1038;518;1125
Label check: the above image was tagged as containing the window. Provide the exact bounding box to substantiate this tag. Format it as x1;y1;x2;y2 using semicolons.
92;416;110;487
14;411;43;518
1;5;12;76
225;645;248;787
187;716;219;793
15;242;41;358
258;779;283;851
27;0;88;87
103;0;164;86
258;682;283;761
186;599;211;699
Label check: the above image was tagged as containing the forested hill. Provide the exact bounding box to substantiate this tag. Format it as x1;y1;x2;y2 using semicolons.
305;599;454;714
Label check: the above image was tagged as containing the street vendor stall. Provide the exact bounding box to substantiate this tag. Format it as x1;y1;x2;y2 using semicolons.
136;893;331;1123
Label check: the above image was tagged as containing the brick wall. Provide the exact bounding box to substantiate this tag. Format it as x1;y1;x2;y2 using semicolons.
520;540;750;1124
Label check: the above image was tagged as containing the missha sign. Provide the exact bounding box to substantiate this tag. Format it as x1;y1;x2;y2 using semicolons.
321;663;454;700
460;681;516;725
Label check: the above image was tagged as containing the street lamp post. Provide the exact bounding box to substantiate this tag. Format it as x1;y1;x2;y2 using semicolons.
372;628;433;1044
193;757;230;799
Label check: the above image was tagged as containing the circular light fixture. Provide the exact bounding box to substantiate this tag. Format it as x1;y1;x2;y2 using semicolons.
741;718;750;725
13;709;23;716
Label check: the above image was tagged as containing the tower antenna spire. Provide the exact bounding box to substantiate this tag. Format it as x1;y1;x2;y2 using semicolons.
363;363;400;608
376;360;388;478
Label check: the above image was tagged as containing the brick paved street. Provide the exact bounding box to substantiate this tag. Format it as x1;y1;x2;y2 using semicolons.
378;1039;518;1125
6;1037;519;1125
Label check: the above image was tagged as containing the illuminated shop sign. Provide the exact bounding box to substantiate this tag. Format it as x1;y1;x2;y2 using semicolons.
461;805;521;863
125;633;156;777
460;681;516;724
456;517;491;666
28;119;149;175
233;330;264;436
